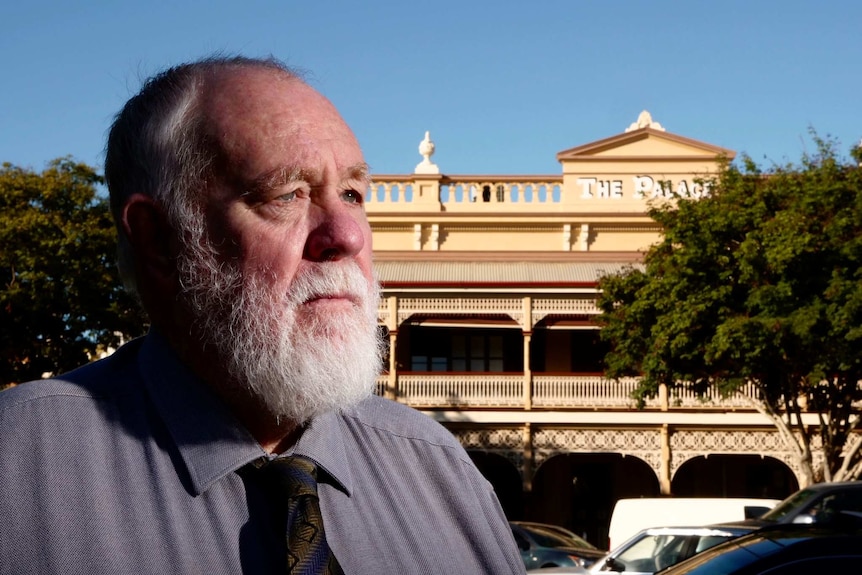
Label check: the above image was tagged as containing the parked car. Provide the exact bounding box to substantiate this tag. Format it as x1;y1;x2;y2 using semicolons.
511;521;606;571
606;498;777;550
527;567;588;574
655;523;862;574
744;480;862;527
589;524;757;574
516;521;589;543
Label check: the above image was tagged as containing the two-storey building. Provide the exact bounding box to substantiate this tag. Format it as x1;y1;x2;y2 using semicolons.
366;112;805;547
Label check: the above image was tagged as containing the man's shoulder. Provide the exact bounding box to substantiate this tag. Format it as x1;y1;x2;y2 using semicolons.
341;395;467;452
0;338;144;417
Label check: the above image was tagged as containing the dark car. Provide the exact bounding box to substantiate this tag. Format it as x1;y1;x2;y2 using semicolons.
746;480;862;527
511;521;606;571
516;521;589;543
655;523;862;574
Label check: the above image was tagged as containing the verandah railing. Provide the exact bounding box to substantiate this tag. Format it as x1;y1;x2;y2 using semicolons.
375;373;761;410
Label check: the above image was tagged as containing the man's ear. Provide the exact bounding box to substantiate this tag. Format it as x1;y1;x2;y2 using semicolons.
122;194;178;289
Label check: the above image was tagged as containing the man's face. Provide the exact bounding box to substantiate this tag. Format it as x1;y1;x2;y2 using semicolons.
176;69;382;424
203;69;375;310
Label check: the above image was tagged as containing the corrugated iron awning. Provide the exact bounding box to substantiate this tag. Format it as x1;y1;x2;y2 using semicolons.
374;260;640;285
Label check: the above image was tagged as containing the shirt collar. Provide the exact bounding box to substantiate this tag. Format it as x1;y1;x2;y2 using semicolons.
138;330;266;496
138;329;354;496
288;409;354;496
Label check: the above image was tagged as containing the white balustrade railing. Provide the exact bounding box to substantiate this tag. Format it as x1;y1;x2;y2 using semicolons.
375;375;388;397
367;180;414;203
439;181;562;205
398;297;522;314
670;381;761;408
373;373;763;411
532;375;656;408
366;177;564;208
397;374;524;408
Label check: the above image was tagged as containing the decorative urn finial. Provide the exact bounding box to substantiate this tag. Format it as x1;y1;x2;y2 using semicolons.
625;110;665;132
415;131;440;174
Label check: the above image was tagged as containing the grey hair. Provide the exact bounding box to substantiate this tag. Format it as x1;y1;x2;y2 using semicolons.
104;55;300;297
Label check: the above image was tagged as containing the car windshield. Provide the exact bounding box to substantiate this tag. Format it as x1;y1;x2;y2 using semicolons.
759;489;817;521
614;532;735;572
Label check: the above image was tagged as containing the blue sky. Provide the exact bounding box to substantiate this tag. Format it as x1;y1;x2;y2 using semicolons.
1;1;860;177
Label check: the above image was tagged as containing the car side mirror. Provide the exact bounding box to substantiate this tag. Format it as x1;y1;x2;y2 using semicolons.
602;557;625;572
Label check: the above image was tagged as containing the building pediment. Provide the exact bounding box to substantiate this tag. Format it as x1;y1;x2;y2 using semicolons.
557;126;734;163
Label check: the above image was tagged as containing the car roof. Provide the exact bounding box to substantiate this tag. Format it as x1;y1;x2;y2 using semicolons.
513;521;578;533
792;480;862;492
638;525;755;537
510;521;598;549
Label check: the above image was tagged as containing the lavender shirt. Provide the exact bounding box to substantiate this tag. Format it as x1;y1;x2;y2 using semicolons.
0;331;525;575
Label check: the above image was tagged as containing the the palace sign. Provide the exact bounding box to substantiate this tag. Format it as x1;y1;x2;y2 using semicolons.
577;175;712;200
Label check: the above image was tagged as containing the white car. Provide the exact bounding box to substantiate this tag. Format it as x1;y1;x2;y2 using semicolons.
606;498;777;550
588;524;756;574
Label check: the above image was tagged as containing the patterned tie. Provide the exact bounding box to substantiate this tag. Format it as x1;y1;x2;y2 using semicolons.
262;456;344;575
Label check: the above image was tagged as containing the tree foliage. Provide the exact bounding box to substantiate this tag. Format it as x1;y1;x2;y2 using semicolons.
597;136;862;485
0;158;148;388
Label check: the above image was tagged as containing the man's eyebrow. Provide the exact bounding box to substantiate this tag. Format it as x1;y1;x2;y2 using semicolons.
241;166;308;197
243;163;371;197
344;162;371;184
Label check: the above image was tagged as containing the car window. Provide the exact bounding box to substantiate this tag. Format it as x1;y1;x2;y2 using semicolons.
512;530;529;551
611;534;696;572
694;536;727;553
609;533;740;573
793;490;862;524
613;533;662;571
653;535;692;570
760;489;816;521
821;491;862;515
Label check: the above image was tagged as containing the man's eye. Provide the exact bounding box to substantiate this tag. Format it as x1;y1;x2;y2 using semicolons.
277;191;297;202
342;189;363;204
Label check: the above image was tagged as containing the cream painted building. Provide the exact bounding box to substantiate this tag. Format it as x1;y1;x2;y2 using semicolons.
366;113;803;547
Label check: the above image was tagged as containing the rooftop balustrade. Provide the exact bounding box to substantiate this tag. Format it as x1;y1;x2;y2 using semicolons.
366;175;564;213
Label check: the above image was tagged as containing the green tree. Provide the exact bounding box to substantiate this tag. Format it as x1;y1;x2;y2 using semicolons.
0;158;147;388
597;136;862;485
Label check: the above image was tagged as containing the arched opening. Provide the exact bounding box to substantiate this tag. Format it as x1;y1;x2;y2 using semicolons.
469;451;525;520
529;452;658;549
672;454;799;500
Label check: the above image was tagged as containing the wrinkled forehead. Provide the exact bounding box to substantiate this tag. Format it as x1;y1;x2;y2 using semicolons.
203;68;314;120
199;69;362;181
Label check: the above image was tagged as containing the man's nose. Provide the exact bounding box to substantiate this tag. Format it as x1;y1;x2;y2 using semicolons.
303;199;367;262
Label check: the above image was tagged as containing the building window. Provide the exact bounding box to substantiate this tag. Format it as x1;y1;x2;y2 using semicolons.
410;354;449;372
452;334;504;372
407;327;520;372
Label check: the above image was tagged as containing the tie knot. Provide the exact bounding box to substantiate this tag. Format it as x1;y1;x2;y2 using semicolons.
265;456;319;498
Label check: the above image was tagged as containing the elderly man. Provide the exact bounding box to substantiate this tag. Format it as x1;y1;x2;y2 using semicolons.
0;56;525;575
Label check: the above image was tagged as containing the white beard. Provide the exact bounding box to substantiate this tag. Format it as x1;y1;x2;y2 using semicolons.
178;245;384;425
